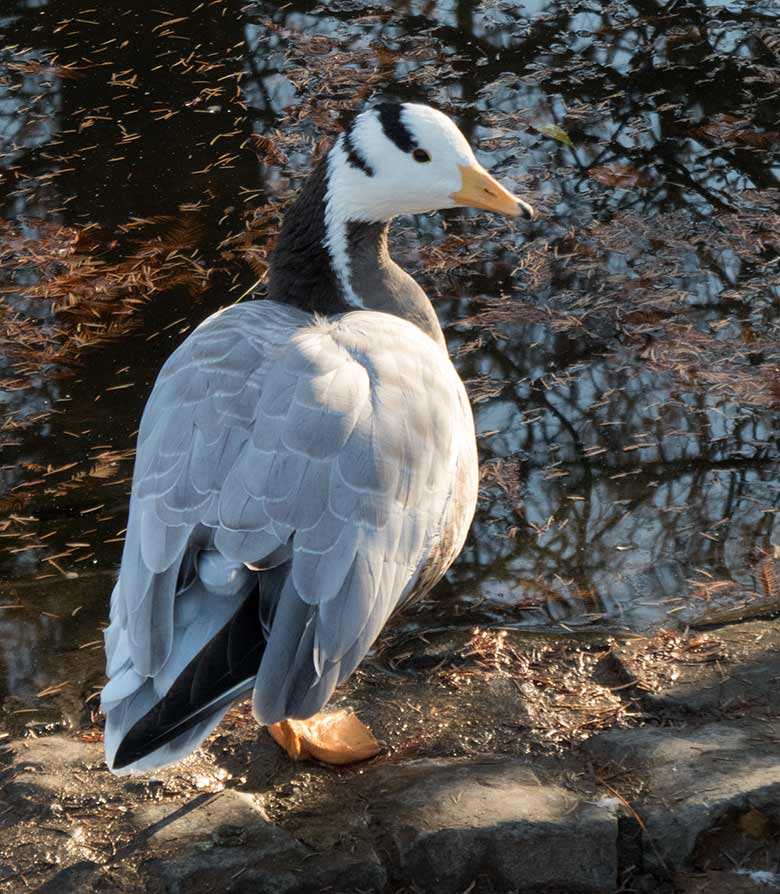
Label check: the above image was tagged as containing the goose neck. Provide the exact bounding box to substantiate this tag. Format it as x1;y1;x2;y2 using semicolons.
267;143;445;349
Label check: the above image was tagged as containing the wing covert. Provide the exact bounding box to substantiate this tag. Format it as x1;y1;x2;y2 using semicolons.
112;303;477;719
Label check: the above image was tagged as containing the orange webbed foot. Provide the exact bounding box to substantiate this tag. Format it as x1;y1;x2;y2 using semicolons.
267;711;381;765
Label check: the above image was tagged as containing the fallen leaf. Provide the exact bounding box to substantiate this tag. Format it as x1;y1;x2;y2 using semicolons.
589;164;652;189
738;807;771;840
537;124;573;147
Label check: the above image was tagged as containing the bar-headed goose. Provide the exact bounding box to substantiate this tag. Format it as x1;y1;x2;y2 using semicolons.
102;102;534;773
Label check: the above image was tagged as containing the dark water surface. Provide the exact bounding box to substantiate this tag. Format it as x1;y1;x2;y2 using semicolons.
1;0;779;723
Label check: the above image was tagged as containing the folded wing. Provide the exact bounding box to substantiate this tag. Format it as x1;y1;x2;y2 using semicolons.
104;299;475;770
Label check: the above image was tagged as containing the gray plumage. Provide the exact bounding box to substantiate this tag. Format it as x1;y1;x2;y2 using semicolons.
102;301;478;772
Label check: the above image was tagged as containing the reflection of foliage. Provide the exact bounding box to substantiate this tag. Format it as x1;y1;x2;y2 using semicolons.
472;194;780;410
0;0;779;635
0;216;209;358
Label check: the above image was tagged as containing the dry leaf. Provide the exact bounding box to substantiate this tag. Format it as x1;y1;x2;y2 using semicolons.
589;164;652;189
537;124;573;147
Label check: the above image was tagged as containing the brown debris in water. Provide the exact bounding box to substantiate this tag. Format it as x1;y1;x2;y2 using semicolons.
685;549;780;627
472;197;780;410
479;458;523;506
0;215;215;412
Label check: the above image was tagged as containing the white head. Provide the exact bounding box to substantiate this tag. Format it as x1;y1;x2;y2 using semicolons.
325;102;534;223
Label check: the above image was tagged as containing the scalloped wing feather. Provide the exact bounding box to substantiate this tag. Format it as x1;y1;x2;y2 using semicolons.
108;301;477;727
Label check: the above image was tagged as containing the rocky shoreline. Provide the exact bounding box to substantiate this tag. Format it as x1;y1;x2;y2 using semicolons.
2;618;779;893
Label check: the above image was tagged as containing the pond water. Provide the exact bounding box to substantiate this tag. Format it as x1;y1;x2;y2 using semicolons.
1;0;779;724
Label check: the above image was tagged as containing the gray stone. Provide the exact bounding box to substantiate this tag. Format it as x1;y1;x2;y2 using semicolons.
130;790;275;845
144;842;386;894
35;860;153;894
584;721;780;874
6;735;105;805
368;757;620;894
136;790;386;894
34;861;103;893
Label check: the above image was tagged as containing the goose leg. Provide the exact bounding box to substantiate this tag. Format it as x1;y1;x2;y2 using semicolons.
267;712;381;765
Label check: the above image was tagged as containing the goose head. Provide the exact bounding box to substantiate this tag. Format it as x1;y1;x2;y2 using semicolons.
327;102;535;222
267;102;534;339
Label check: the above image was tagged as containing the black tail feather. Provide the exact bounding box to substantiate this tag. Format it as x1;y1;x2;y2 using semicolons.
113;584;266;770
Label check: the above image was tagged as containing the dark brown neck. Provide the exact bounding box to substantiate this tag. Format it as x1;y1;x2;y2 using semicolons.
266;156;348;315
266;152;445;349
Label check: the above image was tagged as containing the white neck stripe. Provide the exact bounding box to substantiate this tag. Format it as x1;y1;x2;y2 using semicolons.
324;141;364;309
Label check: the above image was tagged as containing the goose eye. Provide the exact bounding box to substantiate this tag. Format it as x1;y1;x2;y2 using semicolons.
412;148;431;163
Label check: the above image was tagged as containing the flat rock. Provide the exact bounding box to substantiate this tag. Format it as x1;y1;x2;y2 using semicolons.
584;720;780;874
608;621;780;717
136;790;385;894
144;841;386;894
130;790;275;845
367;757;620;894
35;860;154;894
4;735;106;809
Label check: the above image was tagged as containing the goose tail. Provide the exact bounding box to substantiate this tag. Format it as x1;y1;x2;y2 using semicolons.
102;557;266;775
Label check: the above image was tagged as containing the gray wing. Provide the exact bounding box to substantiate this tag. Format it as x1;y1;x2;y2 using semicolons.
110;301;474;722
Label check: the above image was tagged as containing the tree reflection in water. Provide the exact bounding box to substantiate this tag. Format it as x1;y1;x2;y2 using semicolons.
0;0;778;705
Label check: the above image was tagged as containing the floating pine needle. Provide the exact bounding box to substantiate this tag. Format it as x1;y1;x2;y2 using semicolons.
36;680;71;698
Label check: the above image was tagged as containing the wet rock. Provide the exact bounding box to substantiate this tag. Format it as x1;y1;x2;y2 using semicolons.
584;720;780;874
368;757;620;894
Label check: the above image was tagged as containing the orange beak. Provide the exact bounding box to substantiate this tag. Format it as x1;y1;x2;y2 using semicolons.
449;164;534;219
